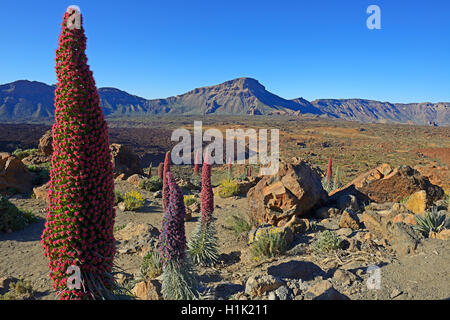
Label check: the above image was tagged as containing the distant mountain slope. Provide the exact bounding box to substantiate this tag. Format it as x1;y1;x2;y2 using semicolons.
0;80;55;119
146;78;323;115
0;79;449;126
310;99;450;125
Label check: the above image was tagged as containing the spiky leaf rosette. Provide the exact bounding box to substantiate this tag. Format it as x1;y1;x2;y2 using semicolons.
40;7;116;300
158;172;187;264
162;151;171;211
187;218;219;266
162;259;199;300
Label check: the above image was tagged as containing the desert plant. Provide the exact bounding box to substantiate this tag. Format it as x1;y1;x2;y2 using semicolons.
218;179;240;198
157;162;163;179
312;230;342;253
322;164;342;193
12;148;37;160
193;150;200;176
226;214;252;236
188;156;219;266
162;151;171;211
123;191;145;211
140;250;163;280
413;206;449;237
249;227;288;261
139;176;163;191
158;172;199;300
147;163;152;177
0;196;38;233
0;279;34;300
114;190;124;205
40;6;117;300
183;195;198;207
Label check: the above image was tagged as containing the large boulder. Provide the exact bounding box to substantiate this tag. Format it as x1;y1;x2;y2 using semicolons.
247;159;327;226
0;153;33;193
333;164;443;204
38;130;53;156
110;144;144;178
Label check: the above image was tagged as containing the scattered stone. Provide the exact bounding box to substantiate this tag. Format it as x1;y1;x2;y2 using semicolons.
37;130;53;156
282;215;309;234
357;166;443;204
247;159;327;226
132;280;162;300
245;275;283;297
337;194;360;212
339;209;360;230
126;174;145;187
405;190;428;215
390;288;402;299
429;229;450;240
0;153;33;193
305;280;349;300
332;269;356;286
336;228;353;237
117;202;126;211
273;285;293;300
320;218;339;230
315;207;340;219
33;181;50;203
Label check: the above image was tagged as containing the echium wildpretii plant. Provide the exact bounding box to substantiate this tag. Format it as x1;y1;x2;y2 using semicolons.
158;172;199;300
40;6;118;300
322;157;342;193
162;151;171;211
187;154;219;266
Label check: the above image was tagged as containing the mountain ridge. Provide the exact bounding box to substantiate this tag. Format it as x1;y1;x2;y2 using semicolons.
0;78;449;126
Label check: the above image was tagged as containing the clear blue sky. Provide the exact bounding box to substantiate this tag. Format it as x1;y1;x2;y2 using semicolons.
0;0;449;103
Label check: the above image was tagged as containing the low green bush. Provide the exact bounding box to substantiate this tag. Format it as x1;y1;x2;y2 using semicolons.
12;148;37;160
0;196;39;233
139;176;163;192
218;179;240;198
312;230;342;253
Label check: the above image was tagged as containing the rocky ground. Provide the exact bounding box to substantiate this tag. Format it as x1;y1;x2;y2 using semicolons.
1;119;449;300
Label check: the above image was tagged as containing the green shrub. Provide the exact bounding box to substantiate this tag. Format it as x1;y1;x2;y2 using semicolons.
123;190;145;211
183;195;197;207
413;206;449;237
139;176;163;192
0;196;38;233
26;163;50;185
12;148;37;160
226;214;252;236
249;227;288;262
218;179;240;198
0;279;34;300
312;230;342;253
140;250;163;280
114;190;124;205
321;166;342;193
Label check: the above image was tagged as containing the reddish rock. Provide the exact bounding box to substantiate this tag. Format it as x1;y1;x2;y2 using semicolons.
337;165;443;204
0;153;33;193
38;130;53;156
33;181;50;203
247;159;327;226
110;144;144;178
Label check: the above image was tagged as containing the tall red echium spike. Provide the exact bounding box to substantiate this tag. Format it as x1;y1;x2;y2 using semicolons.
200;153;214;223
158;162;163;179
158;172;187;264
162;151;171;211
248;166;252;177
40;6;116;300
327;156;333;184
193;150;200;176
